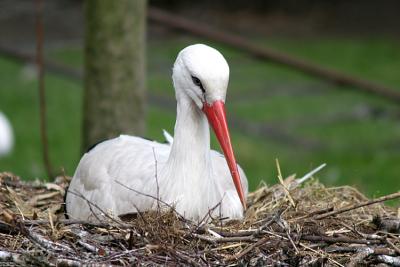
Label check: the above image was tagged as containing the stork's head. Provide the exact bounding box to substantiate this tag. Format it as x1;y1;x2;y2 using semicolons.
172;44;229;109
172;44;246;209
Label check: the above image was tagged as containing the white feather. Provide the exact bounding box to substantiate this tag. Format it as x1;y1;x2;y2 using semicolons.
162;129;173;144
0;112;14;157
66;44;248;221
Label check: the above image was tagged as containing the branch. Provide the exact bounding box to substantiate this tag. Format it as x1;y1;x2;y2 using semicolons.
35;0;53;179
314;191;400;220
377;255;400;266
148;7;400;104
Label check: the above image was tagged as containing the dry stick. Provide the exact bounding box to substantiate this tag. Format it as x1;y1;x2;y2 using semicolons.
298;234;381;245
286;231;299;254
195;200;224;227
24;218;111;228
0;250;48;266
377;255;400;266
294;163;327;186
103;249;146;263
386;238;400;255
114;180;187;221
347;247;374;267
298;242;344;267
375;217;400;232
195;209;281;242
152;147;160;210
78;240;99;254
67;190;128;227
15;220;74;254
192;233;255;244
252;209;283;236
229;236;270;260
165;247;202;267
339;221;383;241
0;250;22;264
148;7;400;104
195;230;383;245
56;259;83;267
275;159;296;207
266;229;345;267
35;0;53;179
314;191;400;220
326;246;397;256
0;220;19;234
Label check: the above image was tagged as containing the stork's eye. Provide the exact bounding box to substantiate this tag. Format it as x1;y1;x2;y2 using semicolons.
191;76;205;93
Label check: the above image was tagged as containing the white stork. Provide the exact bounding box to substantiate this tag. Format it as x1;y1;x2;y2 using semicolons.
0;111;13;157
66;44;248;221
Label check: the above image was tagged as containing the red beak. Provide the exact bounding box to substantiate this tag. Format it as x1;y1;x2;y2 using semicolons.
202;100;246;209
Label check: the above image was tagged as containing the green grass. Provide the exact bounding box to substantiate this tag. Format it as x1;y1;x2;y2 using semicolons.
0;36;399;197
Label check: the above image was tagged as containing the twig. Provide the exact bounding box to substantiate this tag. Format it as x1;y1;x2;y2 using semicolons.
35;0;53;179
67;190;128;227
17;221;73;254
252;209;283;236
298;234;382;245
347;247;373;267
0;250;49;266
0;250;22;264
275;159;296;207
114;180;186;221
377;255;400;266
48;209;55;237
86;196;104;223
78;240;99;254
152;147;160;210
326;246;397;256
24;218;113;228
229;236;270;260
315;191;400;220
191;232;254;244
194;199;223;228
56;258;83;267
272;230;345;267
286;231;299;254
0;221;19;234
373;216;400;233
298;242;344;267
386;238;400;255
167;248;202;267
292;163;326;187
291;206;334;221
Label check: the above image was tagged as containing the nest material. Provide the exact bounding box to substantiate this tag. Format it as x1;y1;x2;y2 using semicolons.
0;171;399;266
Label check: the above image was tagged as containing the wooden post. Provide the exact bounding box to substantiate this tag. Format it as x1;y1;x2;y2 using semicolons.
83;0;147;152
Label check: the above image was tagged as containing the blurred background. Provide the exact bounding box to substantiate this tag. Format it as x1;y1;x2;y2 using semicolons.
0;0;399;196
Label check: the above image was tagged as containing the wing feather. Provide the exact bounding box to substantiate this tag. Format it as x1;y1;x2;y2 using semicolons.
66;135;170;220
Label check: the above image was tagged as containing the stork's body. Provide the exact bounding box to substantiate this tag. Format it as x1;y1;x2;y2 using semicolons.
66;44;248;221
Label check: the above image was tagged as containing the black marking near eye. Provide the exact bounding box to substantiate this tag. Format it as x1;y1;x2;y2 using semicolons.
191;76;205;93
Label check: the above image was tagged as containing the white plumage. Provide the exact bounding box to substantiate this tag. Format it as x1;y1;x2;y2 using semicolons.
0;111;14;157
66;44;248;221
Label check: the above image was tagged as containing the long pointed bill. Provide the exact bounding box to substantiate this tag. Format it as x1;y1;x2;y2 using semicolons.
202;100;246;209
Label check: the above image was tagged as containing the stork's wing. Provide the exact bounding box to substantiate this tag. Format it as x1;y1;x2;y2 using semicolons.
66;135;170;220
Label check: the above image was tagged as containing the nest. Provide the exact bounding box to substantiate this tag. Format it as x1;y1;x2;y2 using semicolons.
0;171;399;266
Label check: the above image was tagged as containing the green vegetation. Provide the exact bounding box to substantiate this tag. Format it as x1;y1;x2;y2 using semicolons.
0;36;399;196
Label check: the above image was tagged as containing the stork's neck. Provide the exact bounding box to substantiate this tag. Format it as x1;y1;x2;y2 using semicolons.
166;96;211;175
